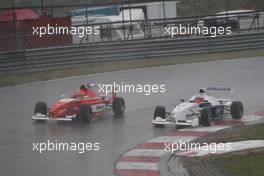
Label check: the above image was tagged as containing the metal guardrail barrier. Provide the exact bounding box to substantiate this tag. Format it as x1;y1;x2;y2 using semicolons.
0;31;264;74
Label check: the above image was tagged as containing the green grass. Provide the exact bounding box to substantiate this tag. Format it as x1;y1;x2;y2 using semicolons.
202;123;264;176
213;151;264;176
1;48;264;87
199;123;264;144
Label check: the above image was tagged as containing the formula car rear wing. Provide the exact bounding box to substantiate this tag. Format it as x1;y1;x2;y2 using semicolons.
205;87;234;101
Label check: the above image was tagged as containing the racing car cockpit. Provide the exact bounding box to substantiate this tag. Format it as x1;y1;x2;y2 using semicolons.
189;96;205;103
73;84;97;98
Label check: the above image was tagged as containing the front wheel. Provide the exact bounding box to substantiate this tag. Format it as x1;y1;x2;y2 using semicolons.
80;104;92;122
153;106;166;120
231;101;243;119
112;97;125;115
34;102;47;115
153;106;166;128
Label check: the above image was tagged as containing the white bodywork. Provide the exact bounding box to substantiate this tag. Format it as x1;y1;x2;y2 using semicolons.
152;87;234;127
32;113;74;121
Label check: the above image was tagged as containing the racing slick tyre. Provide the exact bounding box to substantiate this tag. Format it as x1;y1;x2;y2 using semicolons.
154;106;166;120
112;97;125;115
200;108;211;126
153;106;166;128
34;102;47;115
231;101;243;119
80;104;92;122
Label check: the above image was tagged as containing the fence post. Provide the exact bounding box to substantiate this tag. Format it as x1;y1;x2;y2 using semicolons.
121;3;125;40
192;0;198;28
85;0;89;43
12;3;19;50
40;0;44;15
224;0;228;25
162;0;166;23
129;2;133;40
51;3;54;17
256;0;260;32
192;0;197;17
237;13;240;33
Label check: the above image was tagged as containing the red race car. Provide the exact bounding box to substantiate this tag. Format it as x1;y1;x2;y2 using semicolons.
32;83;125;122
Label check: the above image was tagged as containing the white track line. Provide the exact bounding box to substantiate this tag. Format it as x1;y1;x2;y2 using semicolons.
179;125;230;132
177;140;264;157
124;149;168;157
116;162;158;170
147;136;196;144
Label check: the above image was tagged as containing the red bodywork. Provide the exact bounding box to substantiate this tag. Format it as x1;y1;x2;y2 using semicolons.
48;89;116;119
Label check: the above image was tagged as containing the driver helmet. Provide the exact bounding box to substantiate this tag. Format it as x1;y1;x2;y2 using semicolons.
195;96;204;104
87;83;92;89
199;88;206;94
80;85;86;91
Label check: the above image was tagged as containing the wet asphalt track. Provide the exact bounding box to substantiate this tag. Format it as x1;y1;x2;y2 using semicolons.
0;57;264;176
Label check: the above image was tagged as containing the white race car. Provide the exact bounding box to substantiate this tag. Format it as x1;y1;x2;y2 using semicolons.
152;87;243;127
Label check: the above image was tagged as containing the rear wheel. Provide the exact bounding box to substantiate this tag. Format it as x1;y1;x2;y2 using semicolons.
200;108;211;126
231;101;243;119
112;97;125;115
34;102;47;115
80;104;92;122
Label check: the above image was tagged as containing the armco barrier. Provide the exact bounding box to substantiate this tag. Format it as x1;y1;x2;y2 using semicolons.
0;32;264;74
